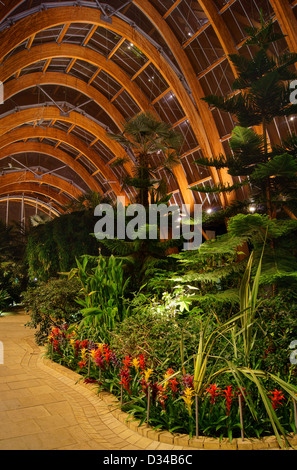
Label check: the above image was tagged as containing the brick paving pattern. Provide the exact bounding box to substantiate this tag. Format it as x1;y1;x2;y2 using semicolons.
0;313;195;450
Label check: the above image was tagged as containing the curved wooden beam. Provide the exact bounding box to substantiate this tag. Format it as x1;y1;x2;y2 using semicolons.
0;171;82;199
0;105;133;172
0;42;150;114
4;72;124;131
269;0;297;53
0;141;100;193
0;7;232;207
0;196;60;218
0;182;69;209
0;0;24;22
0;5;217;164
132;0;234;206
1;60;188;205
195;0;238;77
0;126;127;200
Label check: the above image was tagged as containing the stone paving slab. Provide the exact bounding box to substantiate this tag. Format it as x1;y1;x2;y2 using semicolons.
0;313;191;451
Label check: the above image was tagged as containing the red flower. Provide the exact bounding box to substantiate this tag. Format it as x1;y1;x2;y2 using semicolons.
206;384;221;404
74;340;81;357
119;368;132;395
140;376;149;395
123;355;132;370
80;339;89;349
78;359;86;369
83;378;98;384
93;349;105;370
168;377;179;397
150;382;160;402
157;385;168;410
51;327;60;337
138;354;146;371
222;385;233;416
268;389;285;410
236;387;247;402
103;344;112;365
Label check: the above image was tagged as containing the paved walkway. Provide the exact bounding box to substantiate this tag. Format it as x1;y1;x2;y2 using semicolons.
0;313;194;451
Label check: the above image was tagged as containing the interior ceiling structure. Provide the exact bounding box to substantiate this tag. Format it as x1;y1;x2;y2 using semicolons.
0;0;297;224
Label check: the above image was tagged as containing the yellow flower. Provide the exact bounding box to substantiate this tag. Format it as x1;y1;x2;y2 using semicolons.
69;338;75;346
144;368;153;382
132;358;140;371
81;348;88;360
163;368;174;389
90;349;97;359
182;387;195;416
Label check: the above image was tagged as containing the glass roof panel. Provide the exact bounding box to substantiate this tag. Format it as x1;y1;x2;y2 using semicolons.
134;62;170;103
60;22;91;45
153;91;185;126
91;70;122;100
87;26;121;57
174;120;199;155
34;25;65;44
199;59;234;97
70;59;98;82
112;89;140;120
112;40;148;78
181;150;211;186
166;0;208;44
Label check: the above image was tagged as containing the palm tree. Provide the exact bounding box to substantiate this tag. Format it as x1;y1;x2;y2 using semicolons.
108;111;183;207
65;190;113;212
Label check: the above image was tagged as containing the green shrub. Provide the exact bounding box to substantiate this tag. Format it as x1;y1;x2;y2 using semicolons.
22;277;82;344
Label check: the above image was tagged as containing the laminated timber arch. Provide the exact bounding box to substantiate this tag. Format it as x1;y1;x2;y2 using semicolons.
0;141;100;193
132;0;235;202
0;126;127;200
0;171;82;200
0;6;233;208
269;0;297;53
0;182;70;212
0;106;131;175
1;2;296;217
3;72;127;132
0;196;61;218
194;0;239;77
0;42;152;117
0;43;192;208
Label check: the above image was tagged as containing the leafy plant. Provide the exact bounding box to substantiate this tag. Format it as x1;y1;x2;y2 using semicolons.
66;254;130;339
22;277;82;344
26;210;102;281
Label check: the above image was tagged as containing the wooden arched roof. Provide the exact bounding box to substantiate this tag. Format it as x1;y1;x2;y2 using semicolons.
0;0;296;224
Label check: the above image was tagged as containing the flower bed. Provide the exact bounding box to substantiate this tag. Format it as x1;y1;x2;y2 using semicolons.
47;325;297;446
